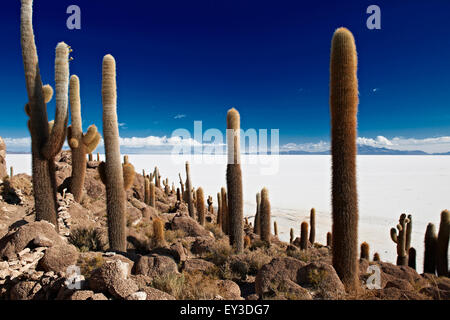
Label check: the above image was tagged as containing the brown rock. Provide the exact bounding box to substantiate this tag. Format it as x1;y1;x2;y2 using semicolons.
171;216;213;238
216;280;242;300
67;290;95;300
38;244;79;273
133;254;178;277
10;281;41;300
385;279;415;291
191;237;215;255
297;262;346;299
255;257;309;299
184;259;215;273
0;221;65;260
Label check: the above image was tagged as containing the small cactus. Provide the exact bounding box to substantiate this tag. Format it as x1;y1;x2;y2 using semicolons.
436;210;449;277
217;192;222;228
274;221;278;237
178;173;185;199
300;222;308;250
360;242;369;260
327;232;332;247
176;188;181;202
408;247;416;270
196;187;205;226
207;196;214;214
259;188;271;244
244;235;251;248
149;182;156;208
373;253;380;262
390;213;411;266
152;217;166;248
9;167;13;178
221;187;229;235
144;177;150;205
185;162;195;218
290;228;294;244
424;223;437;274
254;192;261;235
309;208;316;245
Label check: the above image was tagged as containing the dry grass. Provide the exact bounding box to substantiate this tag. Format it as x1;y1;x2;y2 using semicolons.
68;227;106;252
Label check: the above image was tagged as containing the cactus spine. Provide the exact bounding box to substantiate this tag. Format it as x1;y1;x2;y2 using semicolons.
300;222;308;250
424;223;437;274
68;75;100;202
20;0;70;229
259;188;271;244
360;242;369;260
196;187;206;226
390;214;410;266
436;210;449;277
309;208;316;245
185;162;195;218
101;54;126;252
226;108;244;252
330;27;359;291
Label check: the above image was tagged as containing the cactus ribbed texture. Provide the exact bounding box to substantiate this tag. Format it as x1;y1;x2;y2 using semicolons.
226;108;244;253
330;27;359;291
68;75;101;202
360;242;369;260
196;187;205;226
436;210;449;277
20;0;71;229
259;188;271;244
309;208;316;245
101;54;126;252
424;223;437;274
390;214;410;266
185;162;195;218
300;222;308;250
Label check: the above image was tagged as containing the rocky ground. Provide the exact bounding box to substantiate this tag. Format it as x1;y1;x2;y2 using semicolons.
0;150;448;300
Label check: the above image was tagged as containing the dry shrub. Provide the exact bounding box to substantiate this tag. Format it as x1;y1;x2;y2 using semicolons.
68;227;106;252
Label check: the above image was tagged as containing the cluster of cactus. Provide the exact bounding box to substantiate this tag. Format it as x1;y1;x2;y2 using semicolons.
329;27;359;291
390;213;412;266
424;210;449;276
20;0;72;229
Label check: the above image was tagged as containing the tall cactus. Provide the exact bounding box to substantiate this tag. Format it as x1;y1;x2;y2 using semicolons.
330;27;359;290
226;108;244;252
196;187;205;226
179;173;185;199
309;208;316;245
436;210;449;277
424;223;437;274
217;192;222;228
390;214;410;266
149;182;156;208
68;75;101;202
259;188;271;244
185;162;195;218
144;177;150;205
20;0;70;229
101;54;126;252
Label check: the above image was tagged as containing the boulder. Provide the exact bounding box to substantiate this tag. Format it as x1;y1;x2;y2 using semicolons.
184;259;215;273
133;254;178;278
0;221;65;260
131;274;176;300
297;262;346;299
171;216;213;238
10;281;41;300
38;244;79;273
216;280;242;300
191;237;215;255
255;257;310;299
379;262;421;288
126;291;147;300
88;260;138;299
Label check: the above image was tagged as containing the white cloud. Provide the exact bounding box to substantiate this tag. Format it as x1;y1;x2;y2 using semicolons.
280;141;329;153
174;114;186;119
357;136;450;153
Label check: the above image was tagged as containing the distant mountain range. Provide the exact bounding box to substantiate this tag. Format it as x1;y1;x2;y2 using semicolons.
280;145;449;155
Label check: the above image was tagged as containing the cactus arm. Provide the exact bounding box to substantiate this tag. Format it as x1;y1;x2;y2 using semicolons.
390;228;398;243
41;42;70;159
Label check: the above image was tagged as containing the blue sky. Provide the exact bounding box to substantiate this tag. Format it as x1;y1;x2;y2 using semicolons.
1;0;450;153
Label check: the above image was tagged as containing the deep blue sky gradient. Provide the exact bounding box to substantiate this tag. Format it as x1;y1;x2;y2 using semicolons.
1;0;450;145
